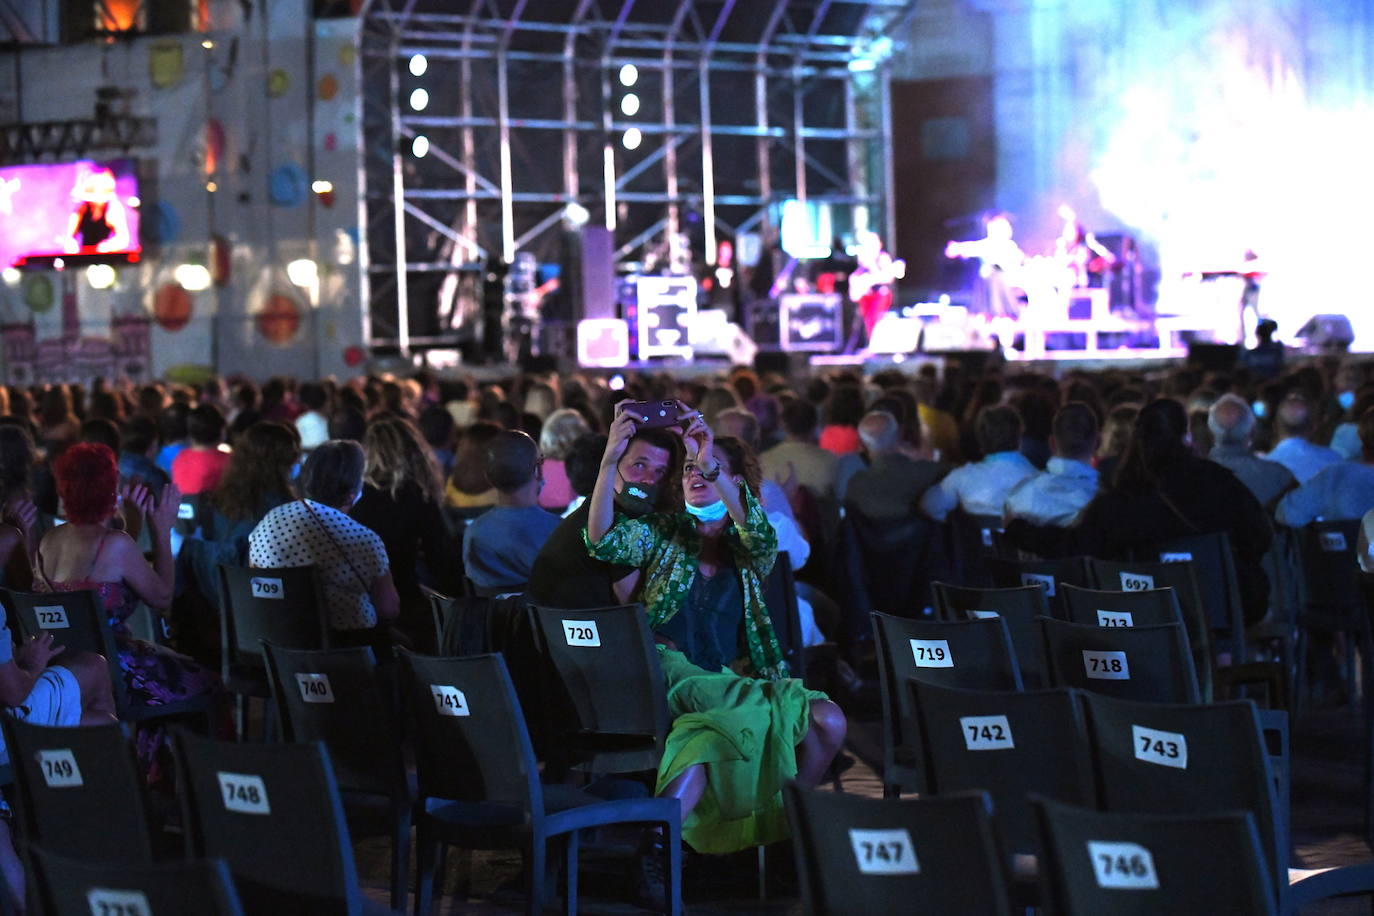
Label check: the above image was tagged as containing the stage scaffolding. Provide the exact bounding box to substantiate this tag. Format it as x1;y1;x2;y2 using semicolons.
358;0;915;357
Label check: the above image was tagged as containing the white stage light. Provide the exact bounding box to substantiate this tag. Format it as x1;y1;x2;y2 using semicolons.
86;264;116;289
174;263;212;291
620;93;640;116
409;54;427;76
621;127;643;150
311;180;334;194
409;88;429;111
618;63;638;87
412;135;430;158
1;268;19;285
287;259;318;288
563;202;590;227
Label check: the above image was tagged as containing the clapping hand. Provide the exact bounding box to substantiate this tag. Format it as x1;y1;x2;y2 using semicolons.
15;632;59;673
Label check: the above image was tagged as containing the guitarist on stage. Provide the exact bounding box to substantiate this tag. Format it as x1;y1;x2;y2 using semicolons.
847;230;906;346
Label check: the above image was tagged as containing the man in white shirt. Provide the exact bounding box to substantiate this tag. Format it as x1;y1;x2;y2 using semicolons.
1003;401;1100;526
1264;393;1341;484
921;404;1037;521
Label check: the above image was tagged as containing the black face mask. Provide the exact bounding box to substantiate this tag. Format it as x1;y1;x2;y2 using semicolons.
613;471;659;517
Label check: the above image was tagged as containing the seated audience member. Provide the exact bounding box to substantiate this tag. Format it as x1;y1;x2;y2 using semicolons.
538;408;591;512
294;382;331;451
717;407;794;518
35;443;220;780
117;415;170;494
171;404;231;495
1004;398;1273;624
155;402;190;472
1331;387;1374;460
1264;392;1341;484
528;428;679;609
417;404;457;475
1361;505;1374;573
462;430;561;592
36;385;79;456
1207;393;1296;511
818;385;864;455
921;404;1038;521
584;409;845;871
1094;402;1139;482
352;416;455;646
444;421;502;508
1003;401;1101;526
761;398;839;499
914;377;961;463
248;440;400;646
1276;407;1374;527
846;410;947;521
79;418;121;457
328;405;368;442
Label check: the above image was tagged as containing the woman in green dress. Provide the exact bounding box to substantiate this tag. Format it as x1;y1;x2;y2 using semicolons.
586;403;847;855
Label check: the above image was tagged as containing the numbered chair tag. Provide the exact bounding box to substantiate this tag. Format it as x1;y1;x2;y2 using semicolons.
1118;572;1154;591
562;619;601;647
1088;840;1159;890
1083;650;1130;680
966;609;1000;620
1097;609;1134;628
1319;531;1348;552
176;502;196;520
960;715;1014;751
250;577;284;599
217;772;270;815
86;888;151;916
37;748;83;787
295;673;334;704
980;528;995;548
848;828;920;875
431;685;470;717
1132;724;1188;769
1021;572;1056;596
1159;552;1192;564
33;605;69;629
910;638;953;668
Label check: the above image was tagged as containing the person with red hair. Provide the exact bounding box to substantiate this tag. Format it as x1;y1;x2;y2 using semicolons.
34;442;221;782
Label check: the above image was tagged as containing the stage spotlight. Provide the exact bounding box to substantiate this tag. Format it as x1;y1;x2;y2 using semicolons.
86;264;116;289
174;263;212;291
622;127;643;150
409;54;427;77
287;258;319;288
412;135;430;158
563;202;590;227
618;63;638;87
2;268;20;285
409;88;429;111
620;93;640;116
847;58;876;73
311;180;333;194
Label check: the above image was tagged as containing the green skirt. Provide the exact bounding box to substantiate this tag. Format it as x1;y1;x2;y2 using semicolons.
655;647;829;854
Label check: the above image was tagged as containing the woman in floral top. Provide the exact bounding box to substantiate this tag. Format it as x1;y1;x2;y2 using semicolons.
586;403;847;856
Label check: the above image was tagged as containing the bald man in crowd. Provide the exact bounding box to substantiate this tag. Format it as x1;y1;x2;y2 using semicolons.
1264;393;1341;484
1208;393;1296;512
846;410;947;521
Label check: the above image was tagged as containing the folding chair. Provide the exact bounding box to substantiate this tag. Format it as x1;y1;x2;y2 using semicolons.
174;731;393;915
28;846;244;916
784;784;1011;916
173;491;206;538
910;681;1094;859
0;718;153;864
526;603;669;776
217;564;329;739
931;582;1053;688
1040;617;1199;704
0;587;211;727
1145;532;1247;664
948;509;1005;588
836;503;948;632
399;651;681;916
1293;520;1367;713
872;613;1022;797
262;643;413;912
1034;798;1277;915
987;555;1093;612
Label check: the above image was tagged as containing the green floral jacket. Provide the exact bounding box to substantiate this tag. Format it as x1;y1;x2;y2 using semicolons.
584;485;788;680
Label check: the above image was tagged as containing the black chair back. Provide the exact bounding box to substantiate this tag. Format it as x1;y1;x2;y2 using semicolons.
761;561;806;677
398;651;542;816
1040;617;1200;704
175;731;362;915
949;509;1004;588
931;582;1052;688
837;505;947;622
911;681;1094;857
1144;532;1245;660
784;784;1011;916
1060;584;1184;629
1298;519;1362;616
0;718;152;864
0;588;126;714
217;565;329;677
988;555;1093;608
29;846;244;916
174;492;207;537
261;643;404;797
1034;798;1277;915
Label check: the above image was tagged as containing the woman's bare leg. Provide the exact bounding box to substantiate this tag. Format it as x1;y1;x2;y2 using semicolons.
795;699;847;787
659;763;708;821
63;652;118;724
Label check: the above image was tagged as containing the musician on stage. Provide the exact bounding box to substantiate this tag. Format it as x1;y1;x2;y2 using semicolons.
847;230;905;344
1053;204;1116;289
945;212;1026;319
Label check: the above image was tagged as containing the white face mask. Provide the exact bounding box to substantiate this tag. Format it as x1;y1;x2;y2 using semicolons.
684;499;728;522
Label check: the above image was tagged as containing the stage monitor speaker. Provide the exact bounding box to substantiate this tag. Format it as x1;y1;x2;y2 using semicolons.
1296;314;1354;351
1187;342;1239;371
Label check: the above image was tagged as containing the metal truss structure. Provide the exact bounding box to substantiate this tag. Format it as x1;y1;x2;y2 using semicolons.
358;0;915;356
0;115;157;165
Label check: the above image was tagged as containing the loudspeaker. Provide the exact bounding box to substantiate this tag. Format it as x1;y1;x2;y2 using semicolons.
574;226;616;320
1296;314;1354;351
